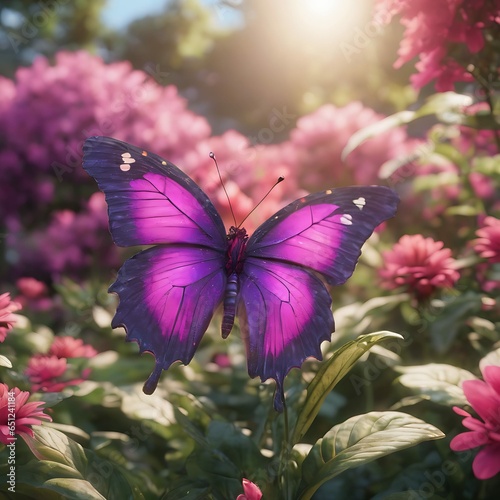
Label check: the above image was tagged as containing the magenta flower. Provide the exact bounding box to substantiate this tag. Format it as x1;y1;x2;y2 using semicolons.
450;365;500;480
0;292;21;343
379;235;460;299
376;0;499;90
25;355;88;392
0;384;52;444
473;216;500;263
49;336;97;359
236;478;263;500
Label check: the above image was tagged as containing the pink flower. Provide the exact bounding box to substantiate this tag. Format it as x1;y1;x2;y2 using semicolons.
16;277;53;312
450;365;500;480
473;216;500;263
25;355;88;392
0;292;21;342
49;336;97;358
236;478;263;500
379;235;460;299
0;384;52;444
376;0;499;90
287;103;415;191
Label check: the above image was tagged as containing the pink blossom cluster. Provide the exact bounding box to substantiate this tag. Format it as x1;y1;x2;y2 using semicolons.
0;50;211;220
7;193;121;281
25;336;97;393
286;102;415;191
376;0;500;90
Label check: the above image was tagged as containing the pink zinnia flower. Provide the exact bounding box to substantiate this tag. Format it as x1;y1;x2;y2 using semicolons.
49;336;97;358
473;216;500;263
380;234;460;299
0;292;21;342
25;355;87;392
236;478;263;500
0;384;52;444
450;365;500;480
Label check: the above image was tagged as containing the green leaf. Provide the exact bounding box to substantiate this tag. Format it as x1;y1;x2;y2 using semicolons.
24;426;88;472
21;427;145;499
342;111;415;160
0;354;12;368
206;421;264;472
396;363;475;406
342;92;473;159
299;411;444;499
292;331;403;444
41;478;106;499
428;292;482;353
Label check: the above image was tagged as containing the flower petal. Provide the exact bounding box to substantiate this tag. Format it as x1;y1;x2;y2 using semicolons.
450;431;490;451
462;379;500;425
472;443;500;479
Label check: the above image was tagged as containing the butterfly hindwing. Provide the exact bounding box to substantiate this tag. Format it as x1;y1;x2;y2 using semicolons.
110;245;226;393
239;259;334;411
83;136;226;249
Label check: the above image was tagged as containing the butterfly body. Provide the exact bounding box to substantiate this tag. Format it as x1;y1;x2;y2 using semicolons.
83;136;399;411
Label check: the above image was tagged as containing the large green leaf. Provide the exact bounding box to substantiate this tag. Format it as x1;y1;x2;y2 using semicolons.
23;426;88;471
20;427;144;500
292;331;403;444
342;92;473;159
396;363;475;406
299;411;444;499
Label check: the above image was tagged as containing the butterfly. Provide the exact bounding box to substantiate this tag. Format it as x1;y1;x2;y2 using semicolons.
83;136;399;411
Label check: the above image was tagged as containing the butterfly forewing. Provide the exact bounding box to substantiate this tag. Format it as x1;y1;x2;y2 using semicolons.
83;136;227;249
245;187;399;285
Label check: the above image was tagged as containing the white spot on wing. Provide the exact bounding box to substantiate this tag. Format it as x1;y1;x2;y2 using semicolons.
340;214;353;225
121;152;136;164
120;164;131;172
353;197;366;210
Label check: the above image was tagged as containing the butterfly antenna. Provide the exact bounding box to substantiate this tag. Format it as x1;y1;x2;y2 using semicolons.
238;176;285;228
210;152;237;227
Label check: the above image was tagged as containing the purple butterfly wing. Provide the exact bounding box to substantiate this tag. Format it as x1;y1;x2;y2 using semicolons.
110;246;226;393
246;186;399;285
82;136;227;392
241;186;399;410
82;136;226;248
239;259;333;411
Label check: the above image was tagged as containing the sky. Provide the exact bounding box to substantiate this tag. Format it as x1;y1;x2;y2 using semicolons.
101;0;243;29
